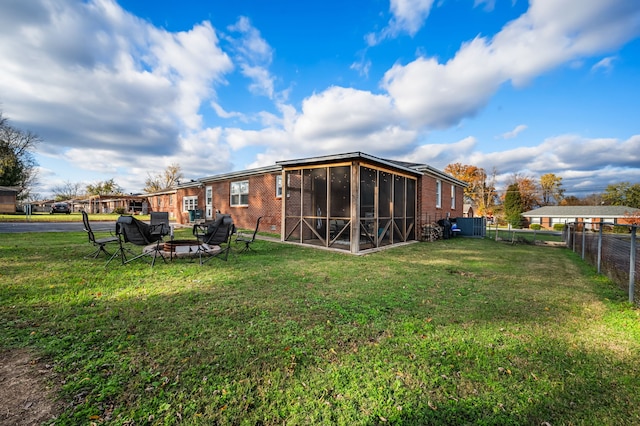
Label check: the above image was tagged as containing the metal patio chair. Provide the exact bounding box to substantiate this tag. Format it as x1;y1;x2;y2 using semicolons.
192;214;235;264
235;216;262;253
150;211;172;239
106;215;168;267
81;210;118;259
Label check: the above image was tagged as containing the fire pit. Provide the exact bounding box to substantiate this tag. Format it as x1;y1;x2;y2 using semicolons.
163;240;200;253
143;240;221;259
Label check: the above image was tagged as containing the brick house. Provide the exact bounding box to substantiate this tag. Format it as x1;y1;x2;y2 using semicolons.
81;194;148;214
144;188;180;220
522;205;640;230
157;152;465;254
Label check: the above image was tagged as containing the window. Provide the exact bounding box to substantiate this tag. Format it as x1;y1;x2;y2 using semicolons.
275;175;283;198
206;187;212;206
231;180;249;206
169;195;173;206
451;185;455;209
436;180;442;208
157;197;162;207
183;196;198;212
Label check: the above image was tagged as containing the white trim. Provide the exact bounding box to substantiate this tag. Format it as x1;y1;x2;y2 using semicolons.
230;180;249;207
183;196;198;212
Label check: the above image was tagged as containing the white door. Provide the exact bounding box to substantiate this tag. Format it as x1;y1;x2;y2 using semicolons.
205;186;213;220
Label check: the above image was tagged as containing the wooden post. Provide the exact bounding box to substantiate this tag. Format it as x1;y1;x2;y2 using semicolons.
350;162;360;254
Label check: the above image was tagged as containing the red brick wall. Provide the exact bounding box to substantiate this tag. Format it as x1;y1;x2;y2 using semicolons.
146;193;179;220
203;173;282;233
177;187;205;224
417;176;464;229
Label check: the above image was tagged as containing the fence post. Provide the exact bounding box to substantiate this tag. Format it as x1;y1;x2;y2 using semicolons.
630;225;637;304
597;223;603;275
581;223;586;260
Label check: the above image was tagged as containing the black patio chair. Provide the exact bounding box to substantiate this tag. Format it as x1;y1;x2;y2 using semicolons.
106;215;168;267
151;212;172;239
192;214;235;264
235;216;262;253
81;210;118;259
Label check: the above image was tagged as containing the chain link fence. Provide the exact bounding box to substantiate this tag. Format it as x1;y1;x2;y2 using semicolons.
564;222;639;305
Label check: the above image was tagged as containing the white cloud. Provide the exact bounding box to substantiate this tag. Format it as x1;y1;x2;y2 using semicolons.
388;131;640;194
226;87;418;165
591;56;617;73
2;0;639;197
0;0;235;192
382;0;640;129
501;124;528;139
399;136;479;166
474;0;497;12
462;134;640;190
367;0;436;46
211;102;247;120
226;16;276;98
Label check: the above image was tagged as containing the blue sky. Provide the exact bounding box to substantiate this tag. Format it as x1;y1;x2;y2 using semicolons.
1;0;639;198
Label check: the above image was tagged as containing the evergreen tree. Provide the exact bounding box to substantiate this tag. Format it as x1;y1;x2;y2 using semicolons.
504;183;524;228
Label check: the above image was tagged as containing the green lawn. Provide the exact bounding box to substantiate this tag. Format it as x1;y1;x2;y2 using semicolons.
1;229;639;425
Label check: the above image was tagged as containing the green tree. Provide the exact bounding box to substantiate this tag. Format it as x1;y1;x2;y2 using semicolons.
0;112;40;200
512;173;540;212
86;179;122;196
540;173;565;205
144;163;184;193
602;182;640;208
503;183;524;228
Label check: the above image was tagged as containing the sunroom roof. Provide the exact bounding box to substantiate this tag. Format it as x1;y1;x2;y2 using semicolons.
276;151;424;176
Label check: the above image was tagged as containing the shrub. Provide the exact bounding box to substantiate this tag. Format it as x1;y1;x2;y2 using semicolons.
553;223;565;231
113;207;126;215
613;225;630;234
529;224;542;230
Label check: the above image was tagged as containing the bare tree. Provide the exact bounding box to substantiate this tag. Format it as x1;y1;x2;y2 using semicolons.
144;164;184;193
51;181;85;201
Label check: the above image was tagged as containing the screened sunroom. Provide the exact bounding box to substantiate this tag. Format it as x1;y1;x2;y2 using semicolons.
278;152;418;254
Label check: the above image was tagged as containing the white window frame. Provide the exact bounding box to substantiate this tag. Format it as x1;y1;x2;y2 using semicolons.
231;180;249;207
183;196;198;212
275;175;283;198
436;180;442;209
451;185;456;209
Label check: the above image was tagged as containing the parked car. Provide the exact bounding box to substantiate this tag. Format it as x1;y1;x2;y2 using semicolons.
50;202;71;214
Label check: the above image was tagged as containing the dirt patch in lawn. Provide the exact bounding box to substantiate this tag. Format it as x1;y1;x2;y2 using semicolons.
0;349;60;425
